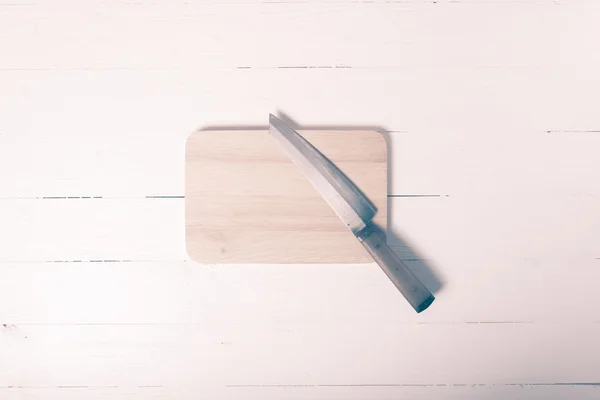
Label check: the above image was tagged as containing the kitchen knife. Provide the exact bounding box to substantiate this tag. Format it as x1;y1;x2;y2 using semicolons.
269;114;434;312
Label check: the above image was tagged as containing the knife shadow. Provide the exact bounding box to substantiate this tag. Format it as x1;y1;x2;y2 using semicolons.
199;111;445;295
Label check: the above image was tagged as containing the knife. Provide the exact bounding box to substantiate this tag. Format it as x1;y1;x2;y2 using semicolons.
269;114;434;313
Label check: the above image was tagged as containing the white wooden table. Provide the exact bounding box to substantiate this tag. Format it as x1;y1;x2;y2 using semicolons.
1;1;599;398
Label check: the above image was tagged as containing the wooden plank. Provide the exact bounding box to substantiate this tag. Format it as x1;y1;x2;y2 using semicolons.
185;130;387;263
1;385;598;400
392;129;600;197
0;261;598;324
0;198;186;262
1;323;599;390
1;192;598;271
0;1;598;70
1;69;599;198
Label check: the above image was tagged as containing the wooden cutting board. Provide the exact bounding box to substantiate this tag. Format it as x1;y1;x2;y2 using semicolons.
185;130;387;264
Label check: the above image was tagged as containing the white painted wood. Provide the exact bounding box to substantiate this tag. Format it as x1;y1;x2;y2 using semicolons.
1;0;600;398
0;199;186;261
1;386;599;400
2;323;599;386
1;260;599;325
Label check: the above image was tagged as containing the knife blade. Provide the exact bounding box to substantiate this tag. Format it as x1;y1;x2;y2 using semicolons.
269;114;434;313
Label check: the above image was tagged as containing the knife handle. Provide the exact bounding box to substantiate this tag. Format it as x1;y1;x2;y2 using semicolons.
358;225;434;313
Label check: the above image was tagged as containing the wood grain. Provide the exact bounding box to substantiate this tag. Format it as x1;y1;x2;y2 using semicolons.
2;0;600;398
185;130;387;264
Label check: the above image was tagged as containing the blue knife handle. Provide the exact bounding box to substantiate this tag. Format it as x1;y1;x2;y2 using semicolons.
358;225;435;313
